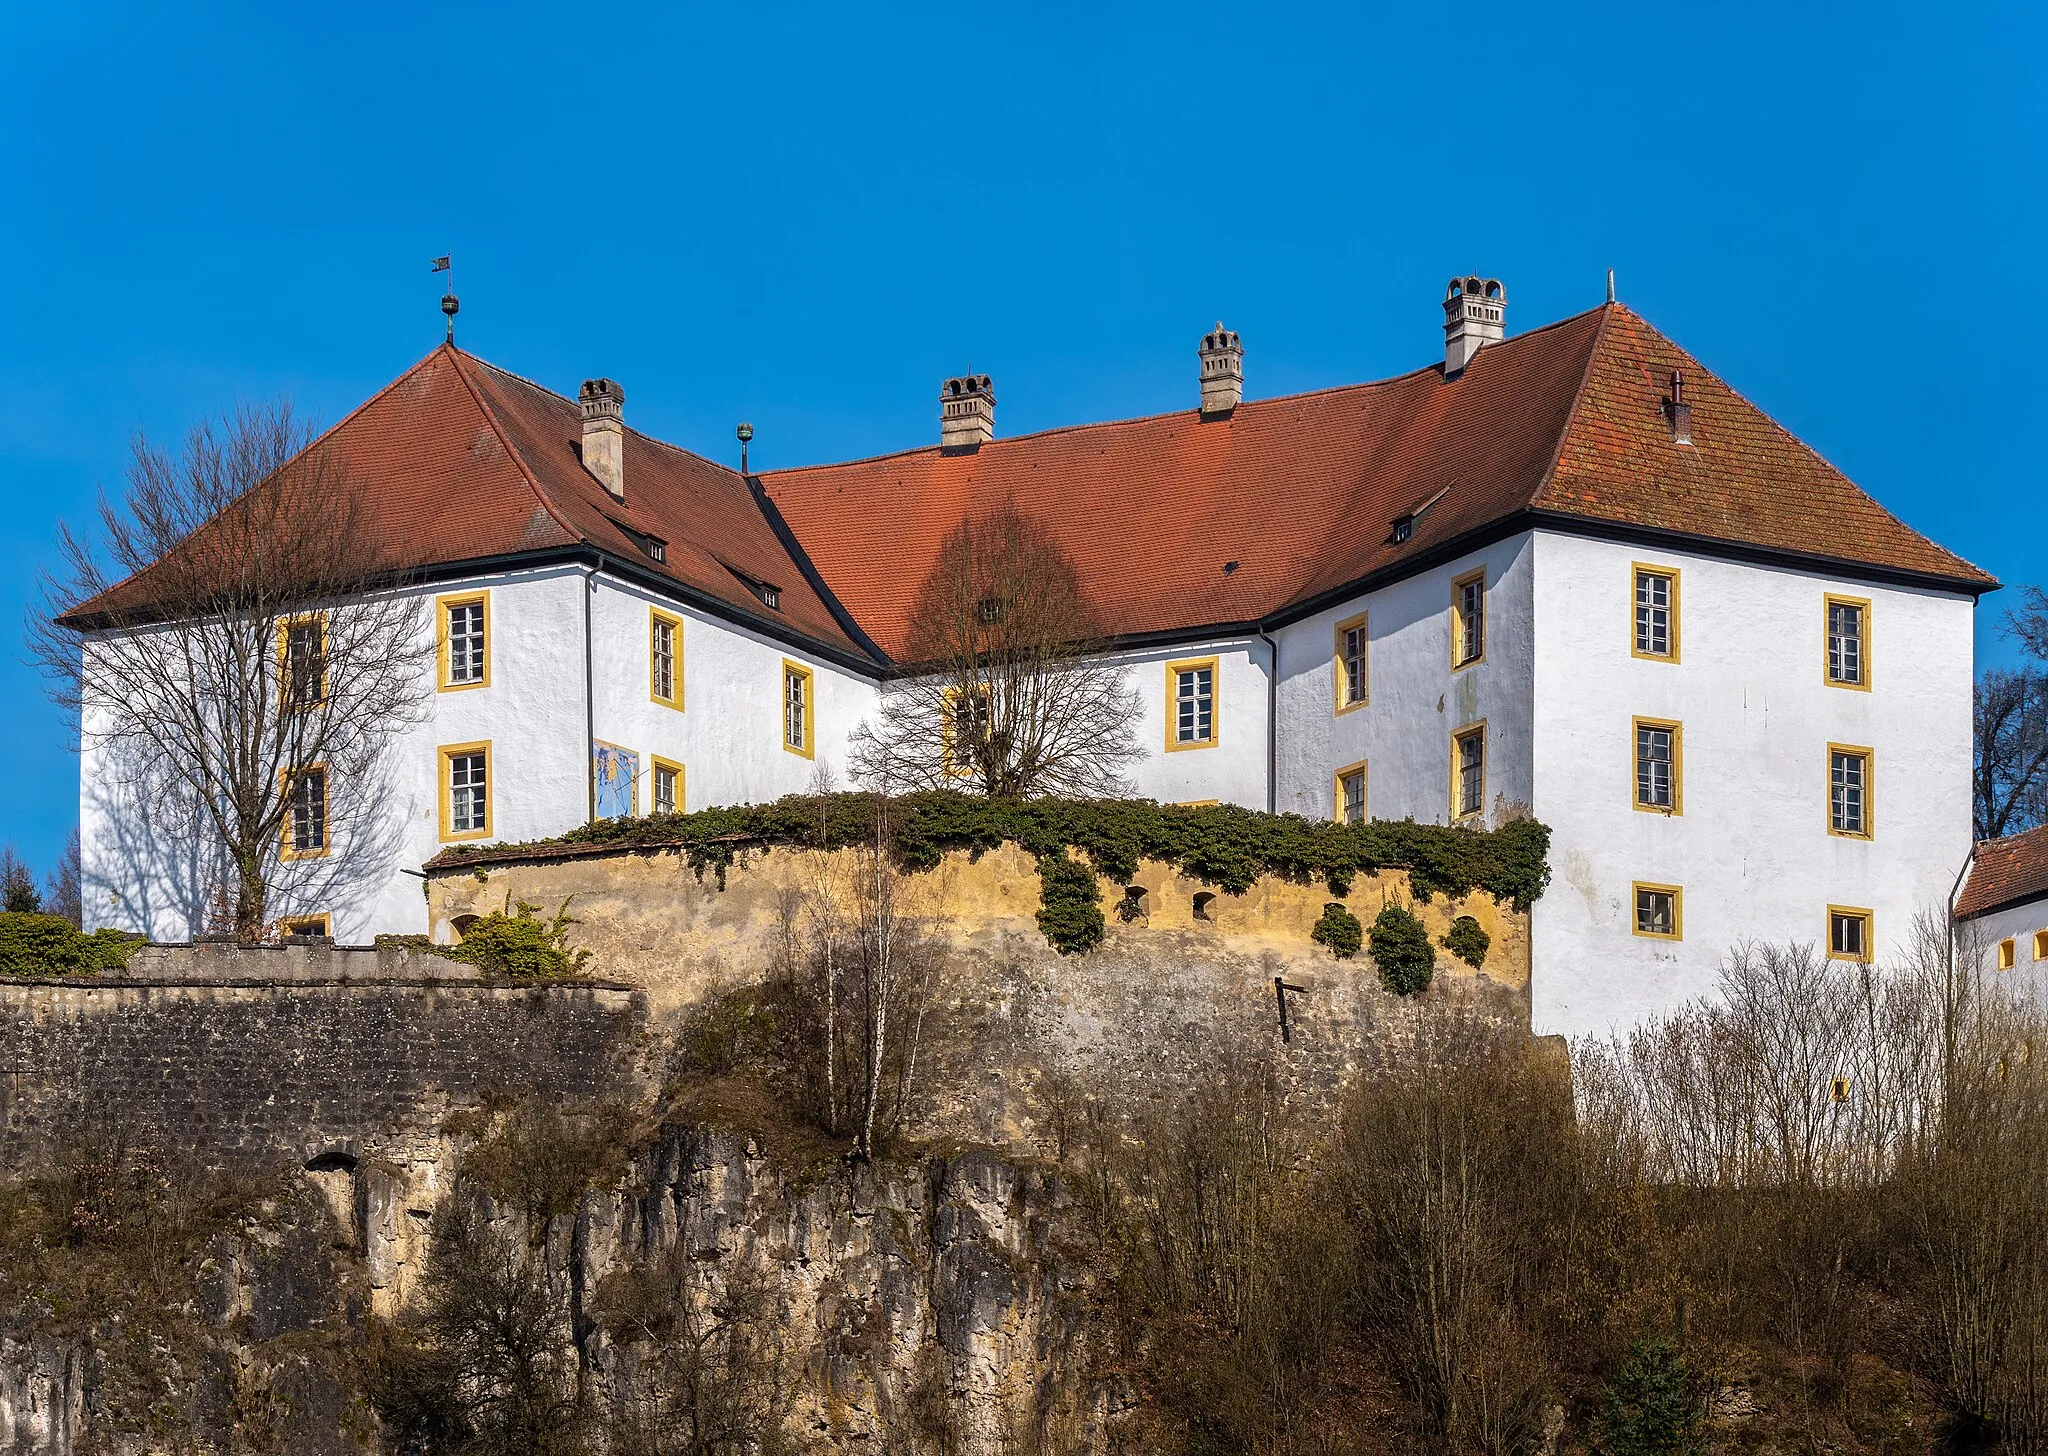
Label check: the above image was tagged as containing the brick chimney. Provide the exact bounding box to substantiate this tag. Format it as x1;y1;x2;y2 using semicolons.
1442;277;1506;376
579;378;626;500
1198;323;1243;417
940;374;995;451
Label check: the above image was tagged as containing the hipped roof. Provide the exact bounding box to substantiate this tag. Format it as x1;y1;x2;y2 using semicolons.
69;304;1993;669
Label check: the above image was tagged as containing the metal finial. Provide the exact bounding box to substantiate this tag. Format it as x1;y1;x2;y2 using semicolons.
737;421;754;474
1606;268;1616;304
431;255;458;343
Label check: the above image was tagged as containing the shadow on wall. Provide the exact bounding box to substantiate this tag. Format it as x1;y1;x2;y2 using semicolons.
84;737;417;940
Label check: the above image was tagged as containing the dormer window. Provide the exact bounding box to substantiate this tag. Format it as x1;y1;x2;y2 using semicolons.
640;536;666;564
755;582;781;611
1391;517;1414;544
1390;486;1450;546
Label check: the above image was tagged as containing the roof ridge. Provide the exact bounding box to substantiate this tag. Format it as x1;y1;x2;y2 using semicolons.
447;350;584;547
1529;302;1621;507
764;306;1615;482
1563;310;1993;585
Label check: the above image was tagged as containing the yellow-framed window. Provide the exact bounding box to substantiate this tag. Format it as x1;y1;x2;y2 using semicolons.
649;608;683;709
1633;718;1682;815
279;764;330;860
1335;760;1368;825
1631;563;1680;662
1999;937;2018;971
2035;930;2048;961
1827;905;1874;963
1450;721;1486;821
440;741;492;842
1632;882;1682;940
1166;657;1219;750
942;685;991;777
1825;594;1871;690
281;914;331;938
1827;744;1874;839
1450;568;1486;668
1334;611;1369;712
437;591;491;692
277;612;328;711
650;756;685;816
781;660;815;758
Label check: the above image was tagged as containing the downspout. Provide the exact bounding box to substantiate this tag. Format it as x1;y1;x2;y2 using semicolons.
1256;626;1278;814
584;564;597;825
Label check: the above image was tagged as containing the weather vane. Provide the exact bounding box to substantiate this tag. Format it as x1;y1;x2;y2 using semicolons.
431;255;458;343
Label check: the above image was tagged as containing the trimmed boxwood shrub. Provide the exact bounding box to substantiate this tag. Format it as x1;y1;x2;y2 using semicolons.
1310;902;1363;959
1036;853;1104;955
0;913;142;977
1370;904;1434;996
1443;914;1491;968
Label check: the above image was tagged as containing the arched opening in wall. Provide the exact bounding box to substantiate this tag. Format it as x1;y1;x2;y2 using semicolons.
1117;885;1147;923
450;914;480;944
304;1149;359;1175
1192;892;1216;922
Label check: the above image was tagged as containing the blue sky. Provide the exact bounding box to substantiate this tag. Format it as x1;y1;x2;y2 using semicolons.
0;2;2041;873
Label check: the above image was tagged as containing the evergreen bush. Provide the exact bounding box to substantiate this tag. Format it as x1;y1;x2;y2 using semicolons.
0;913;141;977
1597;1341;1704;1456
1036;853;1104;954
1443;914;1491;968
1369;904;1434;995
441;897;590;978
1310;902;1363;959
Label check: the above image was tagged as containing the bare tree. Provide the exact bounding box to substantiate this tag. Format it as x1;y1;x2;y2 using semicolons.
1976;665;2048;840
849;504;1140;797
31;403;431;940
43;829;81;927
771;801;944;1158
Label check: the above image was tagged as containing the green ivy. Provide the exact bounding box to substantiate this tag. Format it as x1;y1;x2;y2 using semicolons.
435;793;1548;900
1310;902;1363;959
441;897;591;978
0;913;142;978
1036;853;1105;955
1443;914;1491;968
1370;904;1434;996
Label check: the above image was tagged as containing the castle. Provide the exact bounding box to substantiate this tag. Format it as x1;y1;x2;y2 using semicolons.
70;280;1992;1038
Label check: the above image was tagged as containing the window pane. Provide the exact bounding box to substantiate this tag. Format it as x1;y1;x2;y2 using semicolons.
1831;912;1866;959
1177;667;1213;743
785;670;806;747
1456;579;1485;664
1636;725;1674;809
1830;751;1866;834
1457;730;1484;816
449;603;485;683
1342;626;1365;704
654;766;676;815
291;769;326;852
1635;573;1670;656
450;752;486;832
1828;602;1864;684
1340;769;1365;825
1636;888;1674;936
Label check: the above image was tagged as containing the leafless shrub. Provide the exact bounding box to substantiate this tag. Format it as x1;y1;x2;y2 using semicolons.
33;402;432;939
849;503;1141;798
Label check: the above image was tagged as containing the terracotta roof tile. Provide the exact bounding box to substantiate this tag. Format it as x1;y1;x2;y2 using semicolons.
1957;826;2048;919
71;346;868;661
73;307;1991;672
763;305;1991;662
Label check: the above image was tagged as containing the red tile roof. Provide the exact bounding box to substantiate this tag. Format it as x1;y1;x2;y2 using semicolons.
68;346;867;660
762;305;1992;661
1957;826;2048;919
71;306;1992;671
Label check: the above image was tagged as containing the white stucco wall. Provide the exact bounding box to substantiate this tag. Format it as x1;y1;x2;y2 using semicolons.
1272;535;1536;825
1528;530;1976;1038
1959;898;2048;999
80;564;886;945
1110;638;1271;808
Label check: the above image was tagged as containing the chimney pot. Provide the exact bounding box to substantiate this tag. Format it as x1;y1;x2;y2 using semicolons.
1442;276;1507;376
939;374;995;451
579;378;626;500
1198;322;1244;417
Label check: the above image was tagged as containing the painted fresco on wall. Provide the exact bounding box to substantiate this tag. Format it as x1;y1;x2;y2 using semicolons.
593;742;640;820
